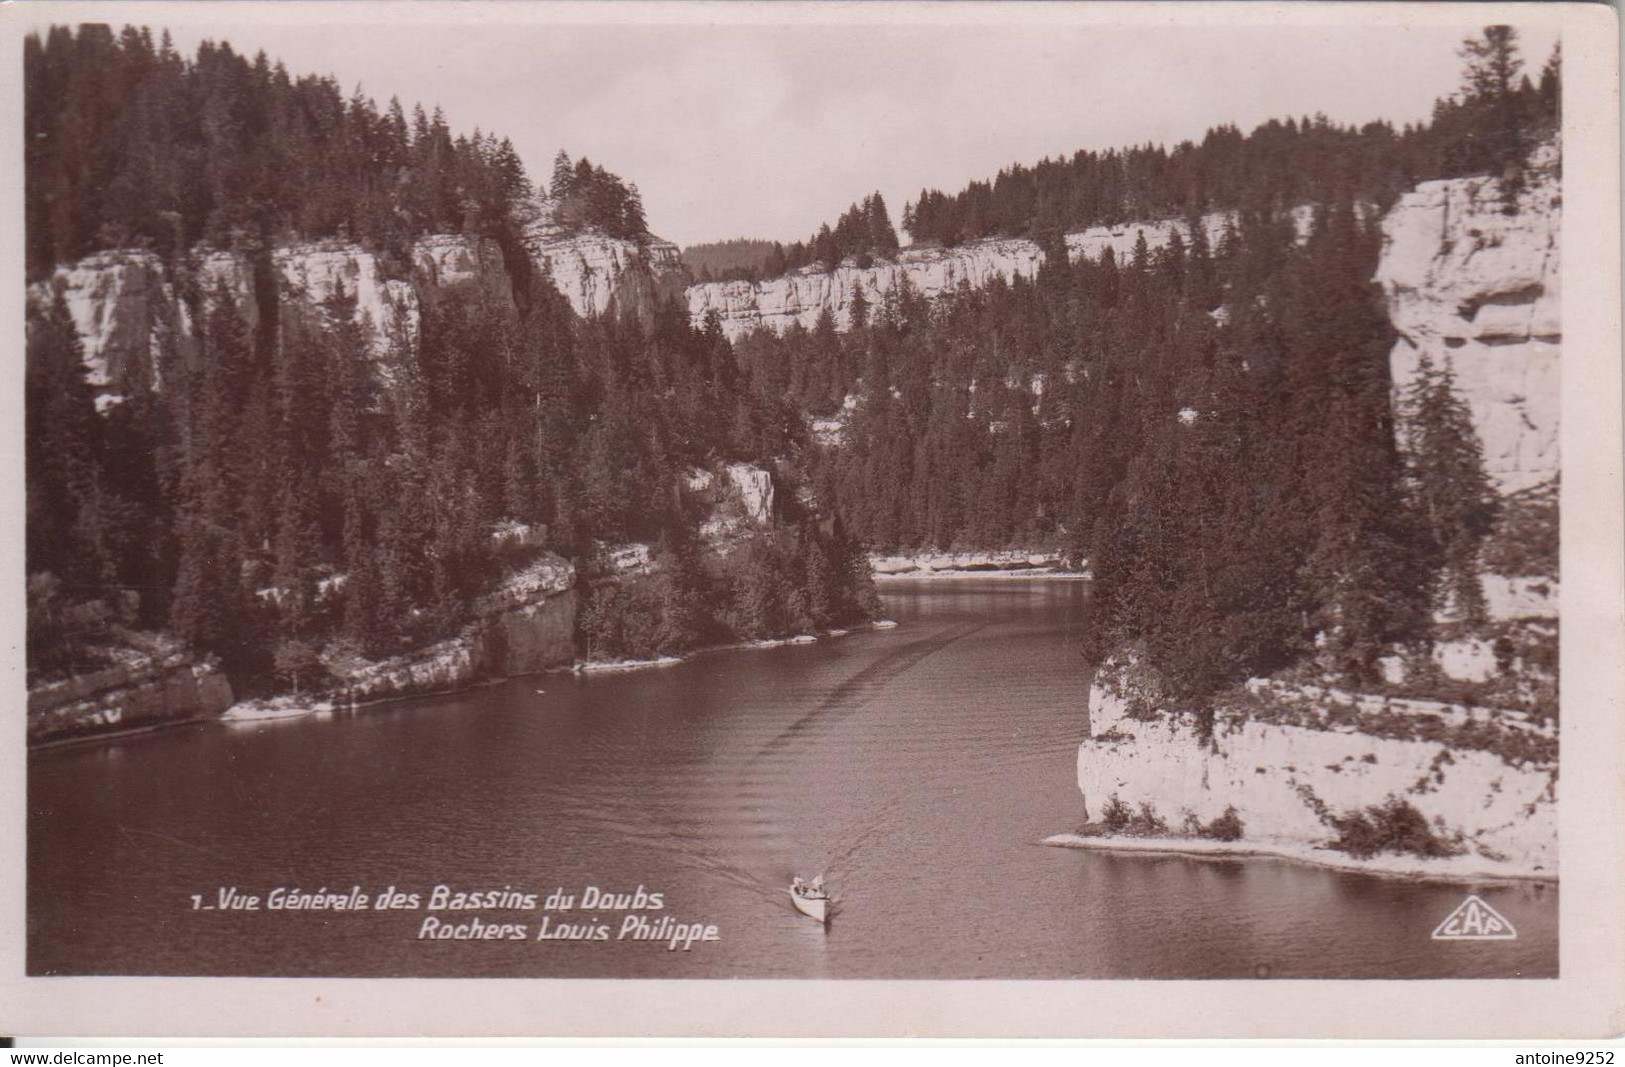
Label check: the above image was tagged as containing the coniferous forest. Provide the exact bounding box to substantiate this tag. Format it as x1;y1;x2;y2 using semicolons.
24;24;876;696
731;26;1558;699
25;23;1557;711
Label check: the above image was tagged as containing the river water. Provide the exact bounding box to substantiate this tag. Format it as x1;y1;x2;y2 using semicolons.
27;579;1556;978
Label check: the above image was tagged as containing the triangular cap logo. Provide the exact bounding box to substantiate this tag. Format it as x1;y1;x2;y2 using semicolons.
1431;894;1518;940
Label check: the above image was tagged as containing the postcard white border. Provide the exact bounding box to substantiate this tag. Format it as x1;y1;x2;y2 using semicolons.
1;0;1619;1040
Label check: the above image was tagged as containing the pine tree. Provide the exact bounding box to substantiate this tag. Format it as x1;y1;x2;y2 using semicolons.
170;291;256;663
848;284;870;330
549;150;573;201
1402;352;1499;623
1538;42;1561;128
492;136;532;220
1288;200;1432;676
1458;25;1529;197
651;529;706;653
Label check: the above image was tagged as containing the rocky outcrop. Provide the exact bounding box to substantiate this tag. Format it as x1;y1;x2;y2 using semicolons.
684;210;1314;340
677;461;776;544
331;555;577;704
26;556;577;744
1377;149;1561;494
27;638;235;745
722;462;774;526
525;216;688;320
582;462;780;589
1071;162;1562;877
871;549;1080;576
32;219;686;407
1076;655;1558;876
412;232;513;305
687;238;1046;338
46;250;187;406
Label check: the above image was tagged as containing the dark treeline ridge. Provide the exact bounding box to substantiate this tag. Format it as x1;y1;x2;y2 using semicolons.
23;25;647;283
683;239;781;282
902;31;1558;248
693;194;901;284
547;151;648;241
741;196;1499;700
692;28;1557;281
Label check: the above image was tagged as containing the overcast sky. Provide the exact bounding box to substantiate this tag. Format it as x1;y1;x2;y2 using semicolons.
138;14;1560;248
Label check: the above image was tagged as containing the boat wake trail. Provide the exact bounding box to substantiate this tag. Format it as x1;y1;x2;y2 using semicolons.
746;620;987;767
603;812;786;908
623;618;988;914
817;794;905;880
739;620;988;889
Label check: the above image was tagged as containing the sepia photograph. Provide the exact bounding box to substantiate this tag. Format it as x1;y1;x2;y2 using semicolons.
4;0;1622;1040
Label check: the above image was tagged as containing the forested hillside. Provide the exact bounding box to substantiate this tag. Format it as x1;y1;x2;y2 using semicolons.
25;24;875;696
731;26;1558;700
24;21;1559;715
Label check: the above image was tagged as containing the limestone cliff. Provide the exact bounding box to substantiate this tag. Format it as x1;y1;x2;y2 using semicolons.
327;555;577;706
47;250;187;407
1076;654;1558;876
525;216;688;320
28;553;579;742
683;211;1314;340
1377;148;1561;495
1070;160;1561;876
27;634;235;745
32;220;688;407
686;238;1047;338
592;461;778;584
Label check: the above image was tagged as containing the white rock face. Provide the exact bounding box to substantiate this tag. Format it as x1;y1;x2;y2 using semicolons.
1483;575;1559;621
1063;210;1260;265
333;552;576;704
38;250;183;394
35;222;685;403
1080;671;1557;874
723;463;774;526
43;241;426;398
678;463;776;544
1432;637;1501;683
1377;160;1561;494
413;233;505;292
278;241;421;358
193;241;422;343
525;217;688;320
685;207;1322;341
870;549;1071;575
687;238;1046;338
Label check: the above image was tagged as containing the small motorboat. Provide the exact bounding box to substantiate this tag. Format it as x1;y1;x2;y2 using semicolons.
788;876;830;924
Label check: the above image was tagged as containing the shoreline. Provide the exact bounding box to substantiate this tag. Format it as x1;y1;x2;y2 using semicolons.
559;619;901;676
873;568;1089;581
1041;832;1557;885
869;549;1090;582
31;569;1073;748
28;620;905;749
27;714;212;753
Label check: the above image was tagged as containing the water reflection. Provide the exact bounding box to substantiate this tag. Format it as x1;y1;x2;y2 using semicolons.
29;579;1555;978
